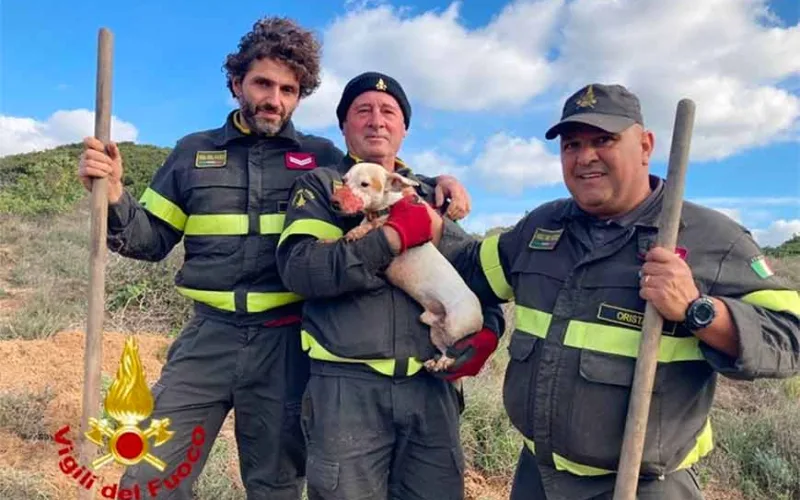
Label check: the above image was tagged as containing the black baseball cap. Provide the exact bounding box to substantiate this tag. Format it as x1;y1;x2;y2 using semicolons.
545;83;643;140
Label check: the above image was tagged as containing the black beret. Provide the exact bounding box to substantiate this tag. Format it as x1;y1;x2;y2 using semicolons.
336;72;411;129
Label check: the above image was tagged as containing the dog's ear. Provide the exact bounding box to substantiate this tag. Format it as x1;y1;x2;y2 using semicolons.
386;172;420;192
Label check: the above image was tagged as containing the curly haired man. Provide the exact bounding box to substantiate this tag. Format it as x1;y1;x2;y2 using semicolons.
78;17;469;499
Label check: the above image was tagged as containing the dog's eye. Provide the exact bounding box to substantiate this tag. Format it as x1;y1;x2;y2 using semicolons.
360;181;370;188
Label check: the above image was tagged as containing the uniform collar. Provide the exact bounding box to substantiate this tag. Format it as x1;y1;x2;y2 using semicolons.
555;175;684;229
212;110;301;146
345;152;414;177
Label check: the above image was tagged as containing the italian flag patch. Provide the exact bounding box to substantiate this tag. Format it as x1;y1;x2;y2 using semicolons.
750;255;774;279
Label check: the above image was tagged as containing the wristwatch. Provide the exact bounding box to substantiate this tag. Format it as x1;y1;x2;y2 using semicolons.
684;295;716;331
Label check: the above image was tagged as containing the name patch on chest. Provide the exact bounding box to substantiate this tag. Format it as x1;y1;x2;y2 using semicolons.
529;228;563;251
195;151;227;168
597;303;678;335
285;152;317;170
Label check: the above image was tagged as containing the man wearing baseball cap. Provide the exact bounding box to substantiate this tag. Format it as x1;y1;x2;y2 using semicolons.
427;83;800;499
276;71;504;499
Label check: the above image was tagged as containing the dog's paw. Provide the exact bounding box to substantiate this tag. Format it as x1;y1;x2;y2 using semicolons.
344;225;371;241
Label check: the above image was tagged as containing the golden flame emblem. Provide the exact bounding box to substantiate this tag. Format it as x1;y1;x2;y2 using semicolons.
375;78;388;91
576;85;597;108
85;337;173;471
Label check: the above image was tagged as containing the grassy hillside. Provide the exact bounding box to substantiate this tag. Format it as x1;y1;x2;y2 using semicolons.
0;144;798;499
0;142;170;216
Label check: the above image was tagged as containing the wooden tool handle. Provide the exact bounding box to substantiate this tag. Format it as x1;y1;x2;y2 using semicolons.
613;98;696;500
78;27;113;500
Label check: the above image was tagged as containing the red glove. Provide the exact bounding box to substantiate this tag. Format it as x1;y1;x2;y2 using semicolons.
441;328;499;382
384;194;432;253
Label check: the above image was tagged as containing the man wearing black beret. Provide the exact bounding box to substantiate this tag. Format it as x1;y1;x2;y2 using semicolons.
276;71;505;499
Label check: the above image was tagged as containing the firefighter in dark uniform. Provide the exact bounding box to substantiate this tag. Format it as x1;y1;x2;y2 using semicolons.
432;84;800;499
276;72;505;500
76;20;468;499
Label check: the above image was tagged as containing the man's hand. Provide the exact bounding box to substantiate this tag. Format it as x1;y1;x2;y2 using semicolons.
639;246;700;322
383;194;434;254
78;136;124;204
439;328;499;382
434;175;470;221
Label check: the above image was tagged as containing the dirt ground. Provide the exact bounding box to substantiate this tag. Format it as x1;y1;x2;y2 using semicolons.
0;330;508;500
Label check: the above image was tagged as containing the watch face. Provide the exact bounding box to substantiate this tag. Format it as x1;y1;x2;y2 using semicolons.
695;302;715;323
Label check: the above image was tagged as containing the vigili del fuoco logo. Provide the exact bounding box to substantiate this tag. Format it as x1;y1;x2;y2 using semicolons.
54;337;206;498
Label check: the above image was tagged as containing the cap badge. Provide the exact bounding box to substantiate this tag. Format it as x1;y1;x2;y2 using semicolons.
375;78;388;91
576;85;597;108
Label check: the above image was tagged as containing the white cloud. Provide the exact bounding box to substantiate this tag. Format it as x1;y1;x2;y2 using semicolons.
320;1;559;112
0;109;138;157
407;149;468;177
553;0;800;160
310;0;800;159
408;132;561;191
752;219;800;247
460;211;525;235
293;70;347;130
472;133;562;193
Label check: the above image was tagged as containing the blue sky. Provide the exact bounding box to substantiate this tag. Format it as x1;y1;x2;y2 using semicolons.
2;0;799;245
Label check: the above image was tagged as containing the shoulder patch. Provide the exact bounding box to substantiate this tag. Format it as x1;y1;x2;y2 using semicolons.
529;228;563;251
749;255;774;279
292;188;316;208
195;151;227;168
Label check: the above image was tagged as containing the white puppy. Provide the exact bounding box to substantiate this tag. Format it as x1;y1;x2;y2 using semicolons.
331;162;484;371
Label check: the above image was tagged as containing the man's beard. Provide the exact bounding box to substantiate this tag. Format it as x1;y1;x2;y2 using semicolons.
239;97;293;136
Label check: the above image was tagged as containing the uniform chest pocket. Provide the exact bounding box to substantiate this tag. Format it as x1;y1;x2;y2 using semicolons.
510;254;571;313
581;258;642;289
184;169;247;214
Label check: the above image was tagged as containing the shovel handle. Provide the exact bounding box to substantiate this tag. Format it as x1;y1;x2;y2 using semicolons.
612;98;696;500
78;27;113;500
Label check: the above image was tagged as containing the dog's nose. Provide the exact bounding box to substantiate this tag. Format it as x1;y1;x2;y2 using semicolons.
331;199;342;211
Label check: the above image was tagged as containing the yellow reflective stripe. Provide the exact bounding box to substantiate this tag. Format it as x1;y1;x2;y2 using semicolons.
564;320;704;362
184;214;248;235
176;287;235;312
177;288;303;313
260;214;286;235
279;219;344;246
675;419;714;471
515;306;552;339
523;438;613;476
479;235;513;301
741;290;800;317
301;330;423;376
140;188;187;231
181;214;288;236
523;420;712;477
246;291;302;313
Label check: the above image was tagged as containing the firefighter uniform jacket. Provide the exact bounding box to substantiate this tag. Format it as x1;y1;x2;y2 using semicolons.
448;176;800;477
106;110;344;321
276;155;505;376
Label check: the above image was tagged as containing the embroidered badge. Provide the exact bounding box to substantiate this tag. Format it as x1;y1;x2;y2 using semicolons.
597;303;678;335
749;255;774;279
292;188;316;208
376;78;388;91
528;228;563;251
285;152;317;170
575;85;597;108
195;151;227;168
